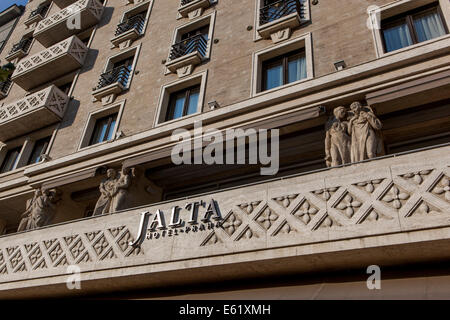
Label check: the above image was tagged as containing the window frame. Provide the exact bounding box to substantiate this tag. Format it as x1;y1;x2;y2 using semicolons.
369;0;450;57
261;49;306;92
118;0;153;37
88;113;118;146
380;3;448;53
251;32;313;96
78;100;126;150
155;70;208;125
166;85;201;121
0;146;23;174
26;136;51;165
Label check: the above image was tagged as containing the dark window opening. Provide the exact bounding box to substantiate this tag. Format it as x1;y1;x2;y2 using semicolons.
27;136;51;165
261;49;307;91
0;147;22;173
166;85;200;121
89;113;118;146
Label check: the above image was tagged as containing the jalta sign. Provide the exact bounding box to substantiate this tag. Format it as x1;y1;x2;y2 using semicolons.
129;199;223;247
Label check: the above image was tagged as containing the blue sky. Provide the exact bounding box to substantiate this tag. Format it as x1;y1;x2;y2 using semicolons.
1;0;29;12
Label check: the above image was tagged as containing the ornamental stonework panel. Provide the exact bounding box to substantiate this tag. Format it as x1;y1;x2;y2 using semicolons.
0;151;448;285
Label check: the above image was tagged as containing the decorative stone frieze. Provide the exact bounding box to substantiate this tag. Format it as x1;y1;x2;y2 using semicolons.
0;147;448;292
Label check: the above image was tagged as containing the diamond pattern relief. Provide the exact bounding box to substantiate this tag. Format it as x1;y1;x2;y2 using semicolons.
273;194;299;208
400;170;433;185
354;179;384;194
333;192;362;218
255;207;279;230
222;212;242;236
431;175;450;203
238;201;262;215
292;199;319;225
311;187;338;201
381;184;410;209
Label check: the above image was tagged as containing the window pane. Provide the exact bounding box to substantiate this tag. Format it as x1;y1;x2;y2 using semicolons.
106;119;116;141
288;54;307;84
265;63;283;90
0;148;21;173
187;89;199;116
383;23;413;52
90;115;117;146
27;137;50;165
172;95;186;120
413;11;446;42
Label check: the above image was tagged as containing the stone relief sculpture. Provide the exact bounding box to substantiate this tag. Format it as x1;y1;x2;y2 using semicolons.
348;102;383;162
325;102;383;167
93;167;135;215
325;106;351;167
17;188;61;232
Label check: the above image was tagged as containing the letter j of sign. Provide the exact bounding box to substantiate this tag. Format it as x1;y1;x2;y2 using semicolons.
129;211;151;247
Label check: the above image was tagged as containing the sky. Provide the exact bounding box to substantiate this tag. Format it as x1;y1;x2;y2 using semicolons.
0;0;29;12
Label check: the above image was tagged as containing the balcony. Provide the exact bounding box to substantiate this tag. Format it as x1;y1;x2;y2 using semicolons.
0;85;69;141
110;14;145;49
24;4;50;28
0;78;12;100
166;34;208;77
5;38;33;62
179;0;211;19
53;0;79;8
33;0;104;47
0;146;448;298
92;65;131;105
257;0;305;43
11;36;88;91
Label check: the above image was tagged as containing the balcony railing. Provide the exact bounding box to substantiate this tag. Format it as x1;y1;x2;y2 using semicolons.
29;4;50;20
0;78;12;98
12;36;88;91
0;85;69;141
169;34;208;61
260;0;303;26
96;65;131;91
24;4;50;26
114;14;145;37
8;38;32;56
34;0;104;47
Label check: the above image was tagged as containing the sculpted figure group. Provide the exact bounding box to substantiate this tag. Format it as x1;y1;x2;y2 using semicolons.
325;102;383;167
93;167;135;216
18;188;61;232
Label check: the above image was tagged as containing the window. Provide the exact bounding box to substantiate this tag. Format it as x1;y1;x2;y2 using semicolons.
26;136;50;165
166;85;200;121
252;33;313;95
0;147;22;173
381;3;448;53
156;70;207;124
262;49;306;91
170;25;209;60
89;113;118;146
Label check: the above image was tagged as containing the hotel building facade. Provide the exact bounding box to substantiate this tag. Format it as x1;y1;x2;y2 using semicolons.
0;0;449;299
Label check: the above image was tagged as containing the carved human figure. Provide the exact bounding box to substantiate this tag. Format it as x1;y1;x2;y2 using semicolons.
110;167;135;212
348;102;383;162
17;188;61;232
325;106;351;167
93;169;118;216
